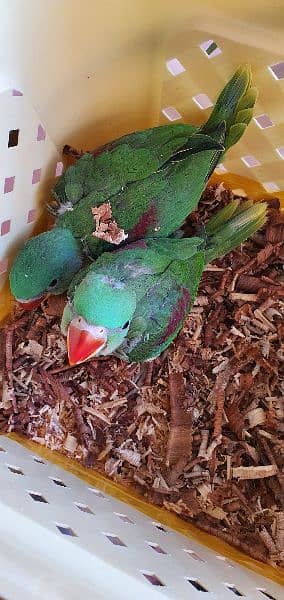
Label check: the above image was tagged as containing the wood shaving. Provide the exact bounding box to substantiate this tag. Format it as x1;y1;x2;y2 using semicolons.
1;185;283;566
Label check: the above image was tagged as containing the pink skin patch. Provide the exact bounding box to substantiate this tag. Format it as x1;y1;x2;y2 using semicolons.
4;177;15;194
37;124;46;141
27;209;37;224
32;168;42;184
0;259;8;275
1;220;11;236
55;161;64;177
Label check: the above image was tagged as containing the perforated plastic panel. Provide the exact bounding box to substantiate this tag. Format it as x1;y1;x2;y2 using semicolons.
0;438;282;600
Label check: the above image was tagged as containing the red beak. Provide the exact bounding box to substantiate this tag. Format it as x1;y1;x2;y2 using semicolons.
67;323;106;366
17;295;45;310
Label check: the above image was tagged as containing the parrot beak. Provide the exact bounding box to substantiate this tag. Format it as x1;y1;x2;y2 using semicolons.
16;295;45;310
67;319;107;366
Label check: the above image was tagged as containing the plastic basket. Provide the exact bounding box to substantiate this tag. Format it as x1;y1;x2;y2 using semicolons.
0;2;283;598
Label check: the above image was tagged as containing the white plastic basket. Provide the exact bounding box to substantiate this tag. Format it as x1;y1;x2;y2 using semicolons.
0;2;283;598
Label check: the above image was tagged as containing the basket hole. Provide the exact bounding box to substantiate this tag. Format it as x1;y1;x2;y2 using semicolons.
199;40;222;58
276;146;284;160
192;94;213;110
1;220;11;237
103;533;127;547
49;477;67;487
27;209;37;224
37;124;46;142
241;155;261;168
7;464;24;475
268;61;284;80
75;502;94;515
28;491;48;503
258;589;277;600
166;58;186;76
8;129;19;148
12;89;23;96
187;579;209;592
0;447;6;453
32;168;42;185
0;260;8;275
55;161;64;177
225;584;244;596
215;163;227;174
33;456;46;464
263;181;280;193
55;523;77;537
142;572;165;587
115;513;134;524
4;176;15;194
88;487;105;499
183;549;205;563
216;555;235;568
162;106;182;121
253;114;274;129
147;542;167;555
153;522;168;533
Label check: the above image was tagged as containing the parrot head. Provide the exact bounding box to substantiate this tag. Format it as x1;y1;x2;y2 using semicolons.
66;272;137;365
9;228;83;309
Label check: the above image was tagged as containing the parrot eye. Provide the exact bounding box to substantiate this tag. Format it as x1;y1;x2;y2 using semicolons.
122;320;129;330
49;278;58;289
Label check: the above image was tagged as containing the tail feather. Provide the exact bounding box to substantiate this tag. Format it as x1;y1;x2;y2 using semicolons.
204;201;267;263
202;66;258;152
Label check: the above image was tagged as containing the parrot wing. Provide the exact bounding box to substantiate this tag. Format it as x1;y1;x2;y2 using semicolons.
119;252;205;362
51;123;198;213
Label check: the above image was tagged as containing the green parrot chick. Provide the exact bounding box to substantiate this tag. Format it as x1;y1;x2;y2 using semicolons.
66;272;137;364
9;228;83;308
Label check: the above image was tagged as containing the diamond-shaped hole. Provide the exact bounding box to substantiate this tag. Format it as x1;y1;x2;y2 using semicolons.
153;523;168;533
55;523;77;537
8;129;19;148
27;209;37;224
32;168;42;185
216;555;235;568
33;456;46;465
253;114;274;129
147;542;167;555
268;61;284;80
225;584;244;597
258;590;277;600
142;572;165;587
184;549;205;563
28;491;48;503
166;58;186;76
12;89;23;96
263;181;280;193
0;447;6;452
115;513;134;524
192;94;213;109
215;163;227;174
162;107;182;121
187;579;209;592
241;155;261;168
276;146;284;160
55;161;64;177
103;533;127;547
1;220;11;237
37;124;46;141
4;177;15;194
88;487;105;498
199;40;222;58
7;465;24;475
75;502;94;514
49;477;67;487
